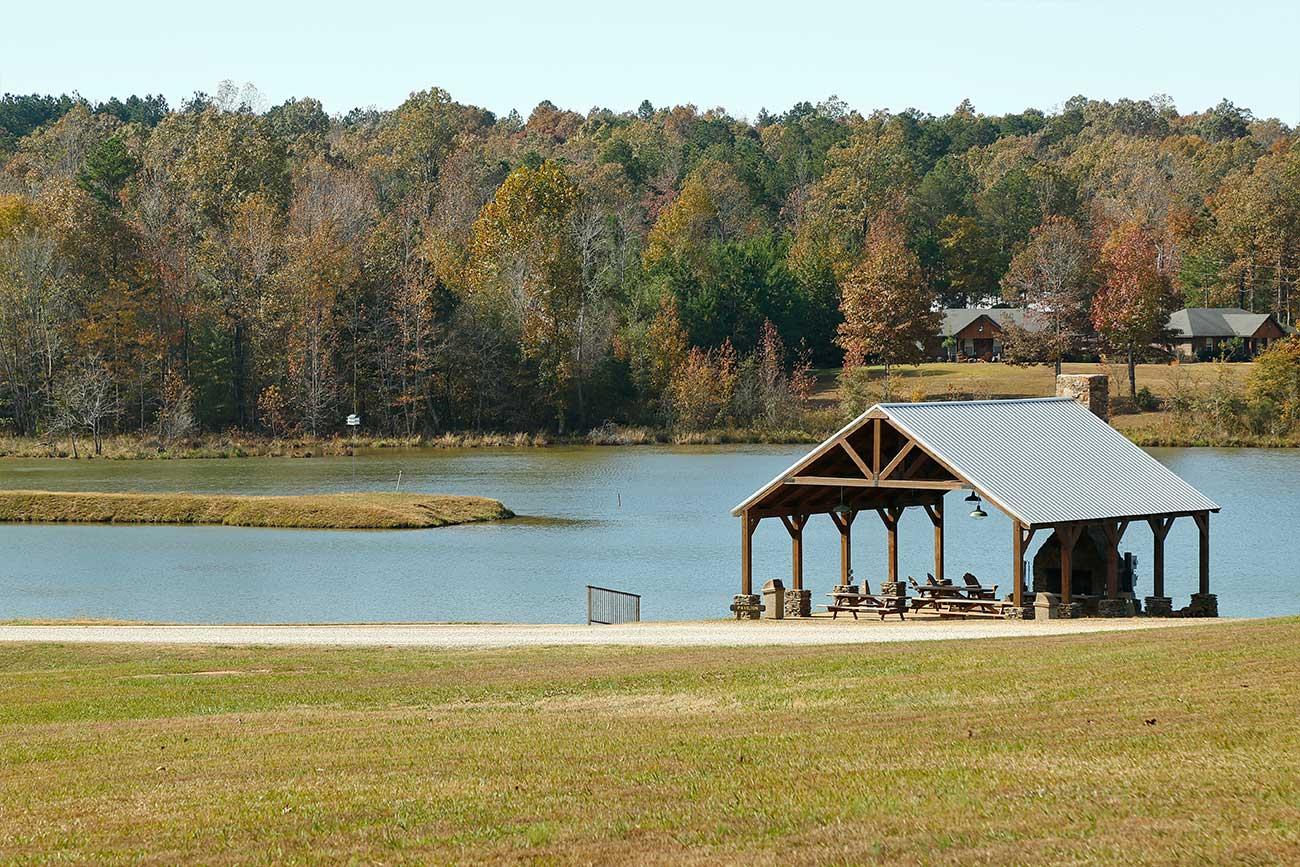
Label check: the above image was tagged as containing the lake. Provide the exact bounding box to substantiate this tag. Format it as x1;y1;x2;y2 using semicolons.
0;445;1295;623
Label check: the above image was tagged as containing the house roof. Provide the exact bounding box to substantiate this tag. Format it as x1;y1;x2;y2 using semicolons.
733;398;1220;527
939;308;1048;336
1167;308;1273;339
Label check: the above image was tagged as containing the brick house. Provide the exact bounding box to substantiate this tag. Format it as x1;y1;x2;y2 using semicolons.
927;308;1046;360
1165;308;1290;359
928;306;1293;362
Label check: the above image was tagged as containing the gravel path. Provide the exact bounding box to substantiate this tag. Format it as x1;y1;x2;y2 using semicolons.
0;618;1222;648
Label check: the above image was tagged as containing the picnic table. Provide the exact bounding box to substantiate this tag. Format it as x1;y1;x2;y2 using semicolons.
824;587;906;621
909;576;1005;617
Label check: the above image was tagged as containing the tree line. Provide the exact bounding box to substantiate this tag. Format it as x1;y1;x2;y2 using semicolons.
1;84;1297;446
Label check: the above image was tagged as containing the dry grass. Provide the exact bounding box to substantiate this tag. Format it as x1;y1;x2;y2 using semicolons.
810;360;1253;405
0;490;513;529
0;431;553;460
1;619;1298;863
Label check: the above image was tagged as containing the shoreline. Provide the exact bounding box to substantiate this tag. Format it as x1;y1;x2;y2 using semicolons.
0;617;1226;648
1;424;1297;461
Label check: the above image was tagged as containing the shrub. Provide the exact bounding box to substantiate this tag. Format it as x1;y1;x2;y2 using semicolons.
1246;336;1300;425
838;366;881;420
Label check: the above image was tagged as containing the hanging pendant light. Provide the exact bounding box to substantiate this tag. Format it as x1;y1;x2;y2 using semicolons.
965;490;987;519
832;486;852;517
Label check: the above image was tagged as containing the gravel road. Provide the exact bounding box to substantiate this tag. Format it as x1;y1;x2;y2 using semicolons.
0;617;1219;648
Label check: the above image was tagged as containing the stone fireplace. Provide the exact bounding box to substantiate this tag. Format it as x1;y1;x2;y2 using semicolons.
1032;526;1135;598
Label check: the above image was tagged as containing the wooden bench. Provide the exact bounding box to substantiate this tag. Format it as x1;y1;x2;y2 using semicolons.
927;597;1014;618
826;602;906;621
825;589;906;621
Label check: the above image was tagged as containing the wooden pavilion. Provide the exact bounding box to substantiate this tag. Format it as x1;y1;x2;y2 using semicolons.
731;397;1221;620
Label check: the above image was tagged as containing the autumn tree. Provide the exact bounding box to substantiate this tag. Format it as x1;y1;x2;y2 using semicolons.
1245;335;1300;424
1093;221;1181;397
468;160;585;431
1000;216;1096;373
835;210;940;397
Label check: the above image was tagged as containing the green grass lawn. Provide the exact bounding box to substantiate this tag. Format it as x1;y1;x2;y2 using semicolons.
2;620;1299;863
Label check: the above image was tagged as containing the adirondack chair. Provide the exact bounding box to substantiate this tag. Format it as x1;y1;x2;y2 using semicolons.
961;572;998;600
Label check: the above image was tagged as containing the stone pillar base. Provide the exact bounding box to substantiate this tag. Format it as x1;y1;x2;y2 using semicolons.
832;584;857;596
784;589;811;618
730;594;762;620
1033;592;1060;619
1056;601;1084;619
1098;598;1136;618
1144;596;1174;618
1003;605;1034;620
1185;593;1218;618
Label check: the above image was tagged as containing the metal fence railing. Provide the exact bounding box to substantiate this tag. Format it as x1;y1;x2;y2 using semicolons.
586;585;641;625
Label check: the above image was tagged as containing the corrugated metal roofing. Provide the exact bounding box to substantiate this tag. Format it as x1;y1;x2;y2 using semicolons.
732;398;1220;527
877;398;1219;526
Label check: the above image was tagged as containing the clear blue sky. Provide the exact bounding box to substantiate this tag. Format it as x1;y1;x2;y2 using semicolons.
5;0;1298;123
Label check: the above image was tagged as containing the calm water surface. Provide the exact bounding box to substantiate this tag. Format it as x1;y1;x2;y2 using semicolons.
0;445;1295;623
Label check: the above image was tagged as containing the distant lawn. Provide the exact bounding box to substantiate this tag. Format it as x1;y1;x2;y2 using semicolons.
811;360;1253;406
2;620;1298;862
0;490;512;529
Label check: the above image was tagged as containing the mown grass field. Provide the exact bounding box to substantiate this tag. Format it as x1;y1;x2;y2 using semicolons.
2;619;1297;863
810;360;1253;406
0;490;512;529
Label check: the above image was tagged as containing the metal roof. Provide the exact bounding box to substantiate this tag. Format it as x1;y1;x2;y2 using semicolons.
1167;307;1274;338
733;398;1220;527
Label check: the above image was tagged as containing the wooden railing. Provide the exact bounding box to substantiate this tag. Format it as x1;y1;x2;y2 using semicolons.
586;585;641;625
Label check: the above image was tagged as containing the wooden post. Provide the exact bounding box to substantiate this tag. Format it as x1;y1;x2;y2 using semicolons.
1101;520;1129;600
781;514;809;591
1058;524;1081;605
877;507;903;584
1194;511;1210;595
1012;523;1036;608
740;511;758;595
923;499;944;581
1147;517;1174;598
831;510;857;585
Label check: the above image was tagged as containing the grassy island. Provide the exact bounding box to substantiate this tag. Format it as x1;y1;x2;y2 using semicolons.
0;490;513;529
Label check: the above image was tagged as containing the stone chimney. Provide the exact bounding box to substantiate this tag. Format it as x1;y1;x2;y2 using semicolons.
1056;374;1109;419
